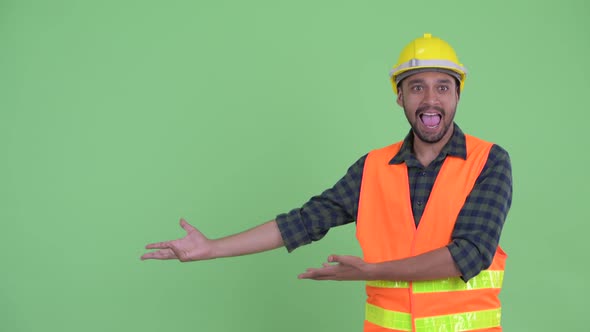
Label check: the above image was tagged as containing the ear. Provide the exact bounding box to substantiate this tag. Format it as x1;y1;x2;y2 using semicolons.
396;88;403;107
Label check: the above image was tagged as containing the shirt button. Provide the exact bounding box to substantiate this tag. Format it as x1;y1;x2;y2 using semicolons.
417;201;423;207
420;171;427;176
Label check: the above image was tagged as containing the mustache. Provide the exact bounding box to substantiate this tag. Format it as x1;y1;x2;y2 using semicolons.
416;105;445;116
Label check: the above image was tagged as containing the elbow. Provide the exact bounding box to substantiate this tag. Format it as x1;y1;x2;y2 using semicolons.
449;239;495;282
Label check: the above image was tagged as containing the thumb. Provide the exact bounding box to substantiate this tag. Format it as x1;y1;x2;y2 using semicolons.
179;218;198;234
329;255;357;265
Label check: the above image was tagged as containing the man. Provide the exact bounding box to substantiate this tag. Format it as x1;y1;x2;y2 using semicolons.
141;33;512;331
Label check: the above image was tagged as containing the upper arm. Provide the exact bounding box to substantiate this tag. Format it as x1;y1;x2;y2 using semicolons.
448;145;513;280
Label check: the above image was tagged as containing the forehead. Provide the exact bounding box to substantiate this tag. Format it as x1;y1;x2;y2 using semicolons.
402;71;456;85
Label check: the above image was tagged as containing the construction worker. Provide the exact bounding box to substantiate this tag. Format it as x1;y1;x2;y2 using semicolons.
141;33;513;331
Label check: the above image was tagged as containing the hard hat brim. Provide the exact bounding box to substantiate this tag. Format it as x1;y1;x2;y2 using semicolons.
394;68;463;87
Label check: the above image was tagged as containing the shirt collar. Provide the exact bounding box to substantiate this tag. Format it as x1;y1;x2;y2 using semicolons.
389;123;467;165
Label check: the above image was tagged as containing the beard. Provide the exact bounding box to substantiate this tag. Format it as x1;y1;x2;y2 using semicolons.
405;104;456;144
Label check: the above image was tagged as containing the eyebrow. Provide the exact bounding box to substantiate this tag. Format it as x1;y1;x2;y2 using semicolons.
406;78;453;85
406;78;425;85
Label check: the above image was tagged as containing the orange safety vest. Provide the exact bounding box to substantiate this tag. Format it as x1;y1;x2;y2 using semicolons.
356;134;507;332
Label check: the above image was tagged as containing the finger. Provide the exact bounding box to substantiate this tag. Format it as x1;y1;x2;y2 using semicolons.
309;264;338;272
328;254;340;262
310;276;336;281
179;218;197;234
299;268;318;279
299;266;334;278
145;241;171;249
141;248;177;260
299;271;334;280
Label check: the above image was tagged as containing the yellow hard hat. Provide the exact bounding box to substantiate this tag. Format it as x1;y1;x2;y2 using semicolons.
390;33;468;94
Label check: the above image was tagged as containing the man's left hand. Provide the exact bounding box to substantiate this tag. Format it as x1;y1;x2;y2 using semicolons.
298;255;375;281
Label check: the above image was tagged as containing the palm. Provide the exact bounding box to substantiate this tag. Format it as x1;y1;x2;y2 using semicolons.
141;219;214;262
298;255;370;280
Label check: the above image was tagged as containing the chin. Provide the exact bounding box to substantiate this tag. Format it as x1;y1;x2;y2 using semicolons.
414;125;449;144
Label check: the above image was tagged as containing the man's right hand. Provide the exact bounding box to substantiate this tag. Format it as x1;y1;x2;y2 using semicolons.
141;218;284;262
141;218;215;262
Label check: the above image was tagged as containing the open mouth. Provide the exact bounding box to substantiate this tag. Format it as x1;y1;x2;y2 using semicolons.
419;112;442;128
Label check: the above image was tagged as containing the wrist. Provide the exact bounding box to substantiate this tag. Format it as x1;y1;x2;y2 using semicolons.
207;239;222;259
363;262;380;280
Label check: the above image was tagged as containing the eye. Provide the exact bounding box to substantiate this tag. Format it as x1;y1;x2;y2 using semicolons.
411;85;423;92
438;85;449;92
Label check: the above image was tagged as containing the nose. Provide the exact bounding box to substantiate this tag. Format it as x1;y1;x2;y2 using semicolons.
422;87;440;105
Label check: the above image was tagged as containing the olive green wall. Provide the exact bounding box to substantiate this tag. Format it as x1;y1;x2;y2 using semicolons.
1;1;588;331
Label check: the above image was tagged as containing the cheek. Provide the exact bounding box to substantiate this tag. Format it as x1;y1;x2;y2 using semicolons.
403;107;417;121
442;94;458;107
403;98;420;112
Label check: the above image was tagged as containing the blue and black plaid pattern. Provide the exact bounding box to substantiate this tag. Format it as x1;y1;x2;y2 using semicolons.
276;125;512;281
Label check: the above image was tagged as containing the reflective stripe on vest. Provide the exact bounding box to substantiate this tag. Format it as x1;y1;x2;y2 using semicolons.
366;303;501;331
366;270;504;293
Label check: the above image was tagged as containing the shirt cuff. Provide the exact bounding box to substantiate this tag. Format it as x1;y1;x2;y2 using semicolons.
447;240;483;282
275;208;312;253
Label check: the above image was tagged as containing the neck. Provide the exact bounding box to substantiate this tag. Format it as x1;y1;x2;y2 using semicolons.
412;124;455;167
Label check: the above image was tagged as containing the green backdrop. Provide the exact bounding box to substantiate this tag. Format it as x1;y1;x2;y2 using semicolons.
1;0;588;331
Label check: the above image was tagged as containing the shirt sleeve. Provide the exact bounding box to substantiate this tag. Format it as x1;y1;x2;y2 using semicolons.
447;144;513;281
276;155;366;252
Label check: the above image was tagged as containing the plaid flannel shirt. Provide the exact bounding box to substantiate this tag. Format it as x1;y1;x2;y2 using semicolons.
276;125;512;281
